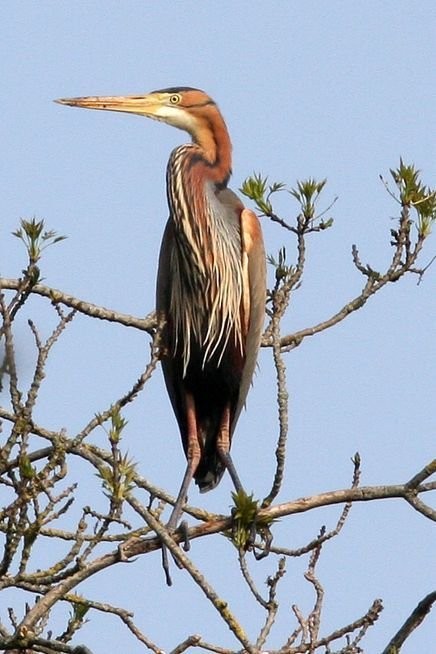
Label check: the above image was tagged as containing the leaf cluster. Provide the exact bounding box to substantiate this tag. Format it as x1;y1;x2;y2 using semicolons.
13;217;67;264
241;173;335;235
388;160;436;237
267;247;294;284
230;490;275;551
96;408;137;502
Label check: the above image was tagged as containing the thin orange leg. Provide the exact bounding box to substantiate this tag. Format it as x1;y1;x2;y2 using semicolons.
216;403;243;492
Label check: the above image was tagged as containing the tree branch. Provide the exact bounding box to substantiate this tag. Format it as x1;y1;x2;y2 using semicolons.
381;591;436;654
0;278;156;335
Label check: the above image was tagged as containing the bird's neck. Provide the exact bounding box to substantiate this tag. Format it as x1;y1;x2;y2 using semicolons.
190;110;232;187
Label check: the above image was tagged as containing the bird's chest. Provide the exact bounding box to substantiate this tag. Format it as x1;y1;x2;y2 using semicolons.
167;215;244;369
171;191;242;306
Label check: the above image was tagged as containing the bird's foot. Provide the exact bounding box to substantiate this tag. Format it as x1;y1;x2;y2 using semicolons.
117;536;141;562
161;519;191;586
253;524;273;560
178;519;191;552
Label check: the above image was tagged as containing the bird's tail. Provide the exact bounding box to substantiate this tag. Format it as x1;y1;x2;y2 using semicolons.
195;454;225;493
193;416;226;492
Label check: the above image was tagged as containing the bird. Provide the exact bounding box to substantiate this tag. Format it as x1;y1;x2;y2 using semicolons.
56;87;266;529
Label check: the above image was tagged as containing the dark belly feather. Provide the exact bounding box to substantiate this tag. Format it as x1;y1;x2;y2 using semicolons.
160;328;244;491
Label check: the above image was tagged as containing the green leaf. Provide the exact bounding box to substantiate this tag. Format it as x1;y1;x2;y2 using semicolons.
388;159;436;236
240;173;268;202
290;178;327;220
108;406;128;444
19;455;35;480
72;601;90;621
230;490;276;550
12;217;67;264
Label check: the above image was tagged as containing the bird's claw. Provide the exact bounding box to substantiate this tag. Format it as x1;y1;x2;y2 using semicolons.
117;538;138;562
253;525;273;560
161;518;191;584
118;543;129;562
179;519;190;552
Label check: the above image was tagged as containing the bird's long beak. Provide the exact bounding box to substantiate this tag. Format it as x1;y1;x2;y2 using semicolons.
55;94;160;118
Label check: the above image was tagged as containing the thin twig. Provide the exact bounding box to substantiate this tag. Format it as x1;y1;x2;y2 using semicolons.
256;557;286;649
74;335;160;444
237;550;268;608
0;293;21;412
266;454;361;557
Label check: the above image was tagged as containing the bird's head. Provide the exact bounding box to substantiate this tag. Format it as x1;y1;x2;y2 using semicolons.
56;86;232;171
56;87;219;140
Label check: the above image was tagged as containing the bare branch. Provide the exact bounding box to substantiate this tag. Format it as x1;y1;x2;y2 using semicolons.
124;496;254;652
262;293;289;507
169;635;202;654
237;550;269;608
0;278;156;335
267;454;361;557
255;557;286;649
64;595;164;654
406;459;436;488
0;293;21;412
381;591;436;654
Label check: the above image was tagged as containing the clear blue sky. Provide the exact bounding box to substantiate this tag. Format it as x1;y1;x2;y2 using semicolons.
1;2;435;652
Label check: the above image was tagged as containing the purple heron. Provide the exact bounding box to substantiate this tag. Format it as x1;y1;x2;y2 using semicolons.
56;88;266;529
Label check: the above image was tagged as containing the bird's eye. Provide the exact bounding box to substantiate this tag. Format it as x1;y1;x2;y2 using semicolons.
169;94;181;105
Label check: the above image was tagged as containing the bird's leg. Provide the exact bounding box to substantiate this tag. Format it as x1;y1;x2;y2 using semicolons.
162;393;200;585
217;406;268;554
167;392;201;531
216;404;243;492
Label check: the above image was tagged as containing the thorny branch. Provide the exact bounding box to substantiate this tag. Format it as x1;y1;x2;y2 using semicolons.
1;161;435;653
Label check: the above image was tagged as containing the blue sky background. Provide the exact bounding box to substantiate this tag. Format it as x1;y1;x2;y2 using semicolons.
1;2;435;652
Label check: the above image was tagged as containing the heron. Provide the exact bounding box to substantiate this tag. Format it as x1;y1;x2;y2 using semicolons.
56;87;266;530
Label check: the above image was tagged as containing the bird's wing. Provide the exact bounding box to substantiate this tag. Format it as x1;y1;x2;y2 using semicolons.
155;219;185;432
231;207;266;432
